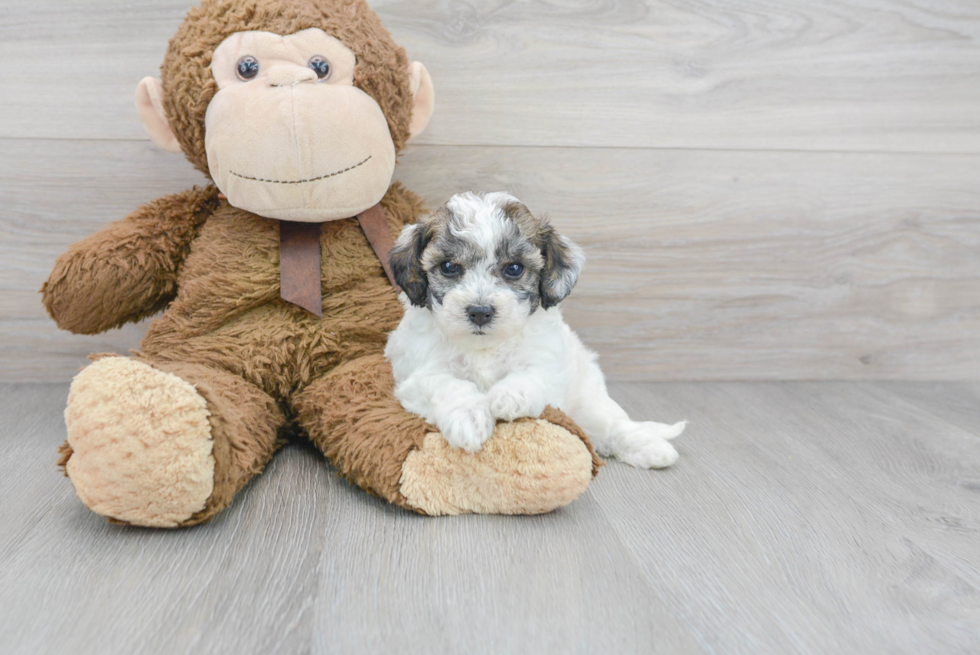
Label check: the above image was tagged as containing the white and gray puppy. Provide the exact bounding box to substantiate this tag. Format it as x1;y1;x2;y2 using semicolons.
384;192;685;468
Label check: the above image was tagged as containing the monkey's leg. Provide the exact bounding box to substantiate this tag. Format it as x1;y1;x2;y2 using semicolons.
59;355;284;527
292;354;602;515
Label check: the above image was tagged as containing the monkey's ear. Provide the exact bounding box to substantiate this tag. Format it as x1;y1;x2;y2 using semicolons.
135;77;182;153
538;226;586;310
407;62;434;139
389;222;431;307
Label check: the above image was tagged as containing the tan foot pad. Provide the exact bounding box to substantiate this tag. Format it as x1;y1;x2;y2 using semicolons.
399;418;594;515
64;357;215;528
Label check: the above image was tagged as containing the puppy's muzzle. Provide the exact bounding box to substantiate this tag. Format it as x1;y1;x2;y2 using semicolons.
467;305;494;327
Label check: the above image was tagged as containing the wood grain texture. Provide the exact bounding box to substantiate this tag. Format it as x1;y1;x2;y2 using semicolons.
872;382;980;443
4;138;979;382
1;0;979;152
595;380;980;654
1;381;977;654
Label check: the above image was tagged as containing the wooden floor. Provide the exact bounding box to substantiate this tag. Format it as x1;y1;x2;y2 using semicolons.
2;382;978;655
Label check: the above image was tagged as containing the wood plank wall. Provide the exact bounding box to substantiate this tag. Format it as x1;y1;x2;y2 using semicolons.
2;0;979;381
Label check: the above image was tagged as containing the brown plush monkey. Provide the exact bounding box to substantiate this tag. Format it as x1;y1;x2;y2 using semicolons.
43;0;600;528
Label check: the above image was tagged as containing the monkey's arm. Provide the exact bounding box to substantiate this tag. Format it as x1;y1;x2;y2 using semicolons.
42;186;220;335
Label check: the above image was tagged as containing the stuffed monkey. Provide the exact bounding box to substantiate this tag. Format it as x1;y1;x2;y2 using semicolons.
43;0;600;528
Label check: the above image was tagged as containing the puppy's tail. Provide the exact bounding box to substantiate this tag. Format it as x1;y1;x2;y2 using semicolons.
642;420;687;440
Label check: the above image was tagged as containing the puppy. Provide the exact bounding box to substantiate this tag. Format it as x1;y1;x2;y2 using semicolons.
385;192;685;468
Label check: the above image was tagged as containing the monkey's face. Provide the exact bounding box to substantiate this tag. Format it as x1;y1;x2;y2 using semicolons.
137;1;434;221
203;28;394;221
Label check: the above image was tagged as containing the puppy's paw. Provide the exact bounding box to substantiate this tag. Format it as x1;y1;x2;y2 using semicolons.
438;403;496;453
607;420;685;469
616;438;679;469
487;384;546;422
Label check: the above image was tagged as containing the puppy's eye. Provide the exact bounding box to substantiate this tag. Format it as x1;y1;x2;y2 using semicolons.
503;263;525;279
308;56;331;80
236;56;260;81
439;262;463;277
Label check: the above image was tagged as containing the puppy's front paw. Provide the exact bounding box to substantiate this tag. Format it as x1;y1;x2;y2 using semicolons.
439;403;496;453
488;384;546;422
617;438;679;469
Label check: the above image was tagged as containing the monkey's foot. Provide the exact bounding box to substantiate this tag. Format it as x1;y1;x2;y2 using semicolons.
400;409;599;515
294;354;603;516
62;357;215;528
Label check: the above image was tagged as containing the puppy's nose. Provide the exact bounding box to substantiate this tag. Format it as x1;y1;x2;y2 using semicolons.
467;305;494;327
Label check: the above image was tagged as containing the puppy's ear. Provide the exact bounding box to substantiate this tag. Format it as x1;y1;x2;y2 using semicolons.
389;222;432;307
538;225;585;309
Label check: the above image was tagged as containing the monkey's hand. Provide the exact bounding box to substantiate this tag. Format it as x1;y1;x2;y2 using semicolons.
42;186;220;335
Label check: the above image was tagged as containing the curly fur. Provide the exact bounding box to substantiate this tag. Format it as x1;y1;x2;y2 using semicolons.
387;193;685;467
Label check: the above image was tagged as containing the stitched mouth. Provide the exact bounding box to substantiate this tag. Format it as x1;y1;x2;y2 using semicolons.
229;155;372;185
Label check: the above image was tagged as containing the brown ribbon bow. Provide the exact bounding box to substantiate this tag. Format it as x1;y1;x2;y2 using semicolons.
279;203;396;317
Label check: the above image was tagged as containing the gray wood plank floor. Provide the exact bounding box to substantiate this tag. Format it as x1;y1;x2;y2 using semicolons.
1;382;977;655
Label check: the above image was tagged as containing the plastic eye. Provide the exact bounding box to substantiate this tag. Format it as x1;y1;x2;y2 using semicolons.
439;262;463;277
308;55;331;80
236;56;260;81
503;263;525;279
